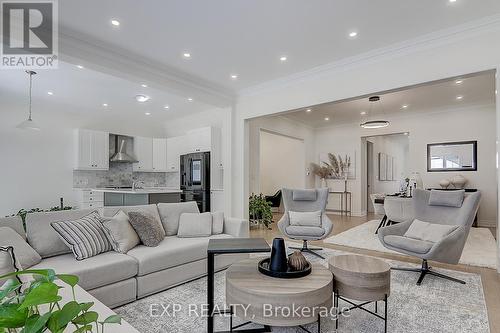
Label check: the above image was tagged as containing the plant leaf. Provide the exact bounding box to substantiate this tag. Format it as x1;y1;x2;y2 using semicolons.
72;311;98;325
0;269;55;280
79;302;94;312
55;301;82;329
0;303;28;328
73;324;93;333
0;278;22;299
20;312;51;333
18;282;62;310
56;274;79;287
99;314;121;325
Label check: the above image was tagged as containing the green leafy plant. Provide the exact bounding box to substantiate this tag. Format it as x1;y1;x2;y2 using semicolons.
9;206;73;230
0;269;121;333
249;193;273;229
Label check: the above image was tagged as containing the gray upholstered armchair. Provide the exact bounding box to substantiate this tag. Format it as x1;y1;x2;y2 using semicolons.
278;188;333;258
378;189;481;285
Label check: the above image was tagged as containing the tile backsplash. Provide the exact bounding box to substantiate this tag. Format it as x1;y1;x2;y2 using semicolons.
73;163;168;188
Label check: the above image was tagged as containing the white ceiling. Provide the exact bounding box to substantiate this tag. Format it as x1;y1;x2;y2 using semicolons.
58;0;500;91
281;71;496;128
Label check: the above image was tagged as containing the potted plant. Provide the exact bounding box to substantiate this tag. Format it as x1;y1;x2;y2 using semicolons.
248;193;273;229
0;269;121;332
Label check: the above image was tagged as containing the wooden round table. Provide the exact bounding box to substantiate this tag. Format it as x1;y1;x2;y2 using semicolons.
226;258;333;328
328;254;391;332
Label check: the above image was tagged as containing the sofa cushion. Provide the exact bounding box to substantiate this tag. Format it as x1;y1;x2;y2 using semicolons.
0;246;21;286
404;219;459;243
127;234;232;276
383;235;434;254
28;252;138;290
102;210;140;253
289;211;322;227
157;202;200;236
177;212;212;238
101;204;165;237
429;189;465;208
285;226;325;238
128;211;164;247
0;216;25;240
51;211;112;260
26;209;96;258
0;227;41;269
211;212;224;235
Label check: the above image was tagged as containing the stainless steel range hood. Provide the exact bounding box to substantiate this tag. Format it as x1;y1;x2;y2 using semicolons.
110;135;138;163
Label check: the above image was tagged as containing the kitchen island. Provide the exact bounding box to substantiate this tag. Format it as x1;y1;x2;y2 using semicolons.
91;187;182;206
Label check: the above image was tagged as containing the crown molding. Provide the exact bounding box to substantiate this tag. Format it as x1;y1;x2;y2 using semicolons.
58;28;235;107
239;14;500;98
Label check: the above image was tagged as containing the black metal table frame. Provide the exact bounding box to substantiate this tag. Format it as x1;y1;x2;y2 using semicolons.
334;292;388;333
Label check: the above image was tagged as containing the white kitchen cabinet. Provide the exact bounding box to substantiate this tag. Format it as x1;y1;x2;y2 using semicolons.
133;136;153;172
74;129;109;170
186;127;211;153
74;189;104;209
152;138;167;172
210;190;224;213
166;136;183;172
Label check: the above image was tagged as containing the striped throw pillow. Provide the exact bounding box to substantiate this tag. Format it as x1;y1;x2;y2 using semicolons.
51;211;112;260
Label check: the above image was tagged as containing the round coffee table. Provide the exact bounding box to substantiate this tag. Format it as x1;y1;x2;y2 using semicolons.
226;258;333;331
328;254;390;332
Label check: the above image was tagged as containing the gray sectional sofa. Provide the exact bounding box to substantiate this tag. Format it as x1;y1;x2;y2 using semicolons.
1;202;249;308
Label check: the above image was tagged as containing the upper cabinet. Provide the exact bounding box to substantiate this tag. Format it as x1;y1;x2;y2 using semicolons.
133;137;167;172
166;136;183;172
186;127;212;153
74;129;109;170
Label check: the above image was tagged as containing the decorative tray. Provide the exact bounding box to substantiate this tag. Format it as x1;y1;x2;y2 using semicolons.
258;257;311;279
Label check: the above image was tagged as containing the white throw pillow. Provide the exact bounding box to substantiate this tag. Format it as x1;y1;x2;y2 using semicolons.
212;212;224;235
177;212;213;238
404;219;459;243
0;227;41;269
101;210;141;253
288;211;322;227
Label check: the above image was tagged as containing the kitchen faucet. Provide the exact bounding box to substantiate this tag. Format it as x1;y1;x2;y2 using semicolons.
132;181;144;190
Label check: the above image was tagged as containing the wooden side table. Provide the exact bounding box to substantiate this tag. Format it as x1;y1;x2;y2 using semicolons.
329;255;391;332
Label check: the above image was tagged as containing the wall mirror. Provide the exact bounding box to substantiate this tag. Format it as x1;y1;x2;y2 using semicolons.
427;141;477;172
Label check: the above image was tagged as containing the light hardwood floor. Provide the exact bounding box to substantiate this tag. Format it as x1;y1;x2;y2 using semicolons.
250;213;500;332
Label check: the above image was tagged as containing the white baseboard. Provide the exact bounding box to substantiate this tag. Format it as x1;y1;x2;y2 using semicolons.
477;220;497;228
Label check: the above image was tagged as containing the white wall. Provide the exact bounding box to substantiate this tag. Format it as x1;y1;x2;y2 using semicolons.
259;130;305;195
0;101;165;217
248;115;315;195
232;25;500;220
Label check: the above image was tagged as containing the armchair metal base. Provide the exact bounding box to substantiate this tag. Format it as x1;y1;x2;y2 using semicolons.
289;240;325;259
391;260;466;286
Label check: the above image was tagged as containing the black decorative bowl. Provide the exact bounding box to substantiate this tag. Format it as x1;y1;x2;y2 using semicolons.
258;257;312;279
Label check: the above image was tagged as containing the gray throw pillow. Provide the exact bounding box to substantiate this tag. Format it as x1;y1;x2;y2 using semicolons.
128;211;165;247
288;211;322;227
428;190;465;208
51;211;112;260
0;227;41;269
177;212;212;238
102;210;140;253
0;246;21;287
212;212;224;235
404;219;459;243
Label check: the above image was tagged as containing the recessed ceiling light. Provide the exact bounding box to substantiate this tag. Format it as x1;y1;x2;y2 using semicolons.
76;65;84;69
324;117;330;121
145;112;151;116
187;97;193;102
306;108;312;113
141;84;148;88
456;95;464;100
449;0;457;3
164;105;170;109
280;56;287;62
183;53;191;58
401;104;409;109
111;19;120;26
455;79;463;84
135;94;150;102
102;103;108;107
349;31;358;38
230;74;238;80
404;132;409;136
47;91;53;95
360;111;367;115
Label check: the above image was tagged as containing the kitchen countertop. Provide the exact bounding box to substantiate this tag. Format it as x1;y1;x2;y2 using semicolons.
90;187;182;194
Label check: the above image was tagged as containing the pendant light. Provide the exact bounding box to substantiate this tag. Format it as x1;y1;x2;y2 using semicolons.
360;96;389;129
17;70;40;131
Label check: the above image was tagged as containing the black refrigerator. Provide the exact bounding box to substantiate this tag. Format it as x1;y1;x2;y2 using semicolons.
180;152;210;212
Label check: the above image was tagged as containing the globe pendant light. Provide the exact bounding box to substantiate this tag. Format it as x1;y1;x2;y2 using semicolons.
17;70;40;131
360;96;389;129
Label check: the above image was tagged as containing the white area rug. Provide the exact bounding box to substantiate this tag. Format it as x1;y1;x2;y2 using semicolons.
324;220;497;269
